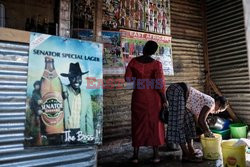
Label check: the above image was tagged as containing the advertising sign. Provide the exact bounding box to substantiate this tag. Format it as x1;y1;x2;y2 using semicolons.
77;29;174;75
120;29;174;75
77;30;124;74
25;33;103;146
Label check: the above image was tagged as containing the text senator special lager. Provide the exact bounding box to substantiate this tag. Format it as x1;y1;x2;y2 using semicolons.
40;56;64;134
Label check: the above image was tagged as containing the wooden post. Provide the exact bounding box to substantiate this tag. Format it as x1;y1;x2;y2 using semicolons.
94;0;102;42
59;0;71;37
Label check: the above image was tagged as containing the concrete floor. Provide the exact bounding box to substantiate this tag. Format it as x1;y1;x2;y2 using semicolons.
98;141;221;167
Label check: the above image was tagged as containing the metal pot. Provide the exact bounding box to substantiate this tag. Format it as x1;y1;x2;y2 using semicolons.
208;116;226;130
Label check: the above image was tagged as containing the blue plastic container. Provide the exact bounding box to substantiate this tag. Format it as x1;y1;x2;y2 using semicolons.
222;119;230;130
211;129;230;140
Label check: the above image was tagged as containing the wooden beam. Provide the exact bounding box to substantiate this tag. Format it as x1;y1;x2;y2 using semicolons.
208;79;240;122
94;0;102;42
59;0;71;37
204;74;211;95
0;28;30;43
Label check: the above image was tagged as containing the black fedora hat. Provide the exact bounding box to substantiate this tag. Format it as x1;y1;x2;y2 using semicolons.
61;62;89;77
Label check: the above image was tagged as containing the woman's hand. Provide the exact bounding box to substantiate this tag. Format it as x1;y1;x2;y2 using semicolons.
162;101;168;109
204;131;215;138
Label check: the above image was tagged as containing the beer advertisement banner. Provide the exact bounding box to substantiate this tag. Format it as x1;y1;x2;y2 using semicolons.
120;29;174;75
25;33;103;146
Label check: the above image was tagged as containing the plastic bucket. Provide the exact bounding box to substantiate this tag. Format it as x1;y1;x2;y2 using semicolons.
201;134;222;160
211;129;230;140
230;123;248;138
223;119;231;130
222;140;246;167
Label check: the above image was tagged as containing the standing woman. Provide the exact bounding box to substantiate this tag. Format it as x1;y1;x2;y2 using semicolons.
125;41;167;163
166;82;228;162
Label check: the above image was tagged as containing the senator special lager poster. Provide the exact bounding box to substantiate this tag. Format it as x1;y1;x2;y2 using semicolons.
25;33;103;146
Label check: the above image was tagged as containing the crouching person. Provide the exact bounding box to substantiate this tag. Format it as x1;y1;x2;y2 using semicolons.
166;82;228;162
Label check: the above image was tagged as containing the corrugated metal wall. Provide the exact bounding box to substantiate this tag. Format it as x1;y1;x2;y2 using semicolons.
0;42;28;154
0;41;97;166
102;0;205;143
206;0;250;124
168;0;205;90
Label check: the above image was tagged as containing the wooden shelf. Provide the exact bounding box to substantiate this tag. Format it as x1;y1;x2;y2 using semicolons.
0;28;30;44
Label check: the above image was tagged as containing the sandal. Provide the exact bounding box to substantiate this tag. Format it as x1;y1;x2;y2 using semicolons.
192;149;203;156
151;158;161;163
130;157;139;164
182;156;203;163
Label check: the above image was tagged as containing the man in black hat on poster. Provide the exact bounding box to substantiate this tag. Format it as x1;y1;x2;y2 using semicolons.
61;62;94;143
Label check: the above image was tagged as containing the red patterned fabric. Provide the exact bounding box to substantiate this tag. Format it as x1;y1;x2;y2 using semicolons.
125;58;165;147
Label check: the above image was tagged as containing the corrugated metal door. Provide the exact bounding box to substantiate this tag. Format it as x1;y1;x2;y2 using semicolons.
206;0;250;123
0;41;97;166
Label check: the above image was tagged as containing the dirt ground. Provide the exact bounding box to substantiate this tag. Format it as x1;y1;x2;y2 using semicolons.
98;141;222;167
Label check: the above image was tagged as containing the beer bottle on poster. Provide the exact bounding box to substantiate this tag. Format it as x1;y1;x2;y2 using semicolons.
40;56;64;135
